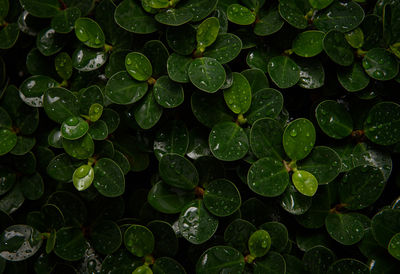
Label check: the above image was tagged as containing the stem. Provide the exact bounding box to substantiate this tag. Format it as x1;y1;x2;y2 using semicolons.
195;186;205;198
283;160;292;173
59;79;68;88
236;114;247;125
283;49;293;56
104;43;113;53
356;48;367;58
144;254;155;265
244;254;255;264
147;77;156;86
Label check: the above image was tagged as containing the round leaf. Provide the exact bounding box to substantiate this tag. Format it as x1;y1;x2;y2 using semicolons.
0;225;42;261
337;62;370;92
246;88;283;124
62;134;94;160
36;27;65;56
309;0;333;9
259;222;289;253
203;33;242;64
125;52;152;81
280;184;312;215
159;153;198;190
114;0;157;34
73;164;94;191
203;179;241;217
303;245;336;274
155;7;193;26
196;17;220;51
196;246;245;273
292;170;318;197
124;224;154;257
55;52;73;80
315;100;353;139
54;227;86;261
44;87;79;123
283;118;316;161
327;259;369;274
209;121;249;161
0;129;17;156
223;72;251;114
61;116;89;140
253;252;286;274
167;53;191;83
51;7;81;33
278;0;310;29
19;75;58;108
74;17;105;48
292;31;324;58
153;120;189;160
250;118;285;160
188;57;226;93
325;213;364;245
90;220;122;255
72;46;107;71
323;30;354;66
248;230;271;258
178;200;218;244
19;0;60;18
254;6;284;36
134;90;163;130
268;56;300;89
153;76;184;108
93;158;125;197
362;48;399;81
248;157;289;197
105;71;148;105
338;165;385;210
227;4;255;25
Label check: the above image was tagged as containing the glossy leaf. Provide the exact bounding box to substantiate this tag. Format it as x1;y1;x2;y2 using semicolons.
62;134;94;160
268;56;300;89
93;158;125;197
72;164;94;191
54;227;86;261
44;87;79;123
61;116;89;140
248;157;289;197
278;0;310;29
196;246;245;273
325;213;364;245
153;120;189;160
254;6;284;36
188;57;226;93
75;18;105;48
125;52;152;81
337;62;370;92
196;17;219;51
327;259;369;274
153;76;184;108
227;4;255;25
155;7;193;26
283;118;316;161
159;153;198;190
148;182;194;214
293;31;324;58
292;170;318;196
51;7;81;33
167;53;191;83
105;71;148;105
250;118;284;160
90;220;122;255
203;179;241;217
309;0;333;9
362;48;399;80
253;252;286;274
72;46;107;71
248;230;271;257
203;33;242;64
209;121;249;161
134;90;163;130
223;72;251;114
323;30;354;66
19;75;58;108
19;0;60;18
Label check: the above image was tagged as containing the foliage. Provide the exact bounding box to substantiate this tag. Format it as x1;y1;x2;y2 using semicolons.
0;0;400;273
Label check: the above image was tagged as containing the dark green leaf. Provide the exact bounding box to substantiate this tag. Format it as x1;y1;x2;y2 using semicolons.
153;76;184;108
337;62;370;92
19;75;58;108
155;7;193;26
283;118;316;161
278;0;311;29
253;252;286;274
159;153;198;190
54;227;86;261
323;30;354;66
223;72;251;114
0;23;19;49
248;229;271;257
203;179;241;217
325;213;365;245
203;33;242;64
75;17;105;48
93;158;125;197
125;52;152;81
51;7;81;33
254;6;284;36
90;220;122;255
293;31;324;58
303;245;336;274
362;48;399;80
153;120;189;160
19;0;60;18
268;56;300;89
196;246;245;273
105;71;148;105
62;133;94;160
188;57;226;93
134;90;163;129
72;46;107;72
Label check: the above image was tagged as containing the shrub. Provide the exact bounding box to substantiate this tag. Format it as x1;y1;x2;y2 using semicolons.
0;0;400;273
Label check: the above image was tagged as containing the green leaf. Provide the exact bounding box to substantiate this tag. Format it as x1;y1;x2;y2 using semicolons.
147;220;178;257
327;259;369;274
223;72;251;114
101;108;120;134
283;118;316;161
203;33;242;64
62;133;94;160
388;232;400;260
292;31;324;58
345;28;364;48
248;157;289;197
181;0;218;22
325;213;364;245
280;184;312;215
93;158;125;197
241;68;269;93
303;245;336;273
89;120;108;140
148;181;194;214
362;48;399;80
337;62;370;92
250;118;285;160
166;24;196;55
43;87;78;123
55;52;73;80
292;170;318;196
0;167;15;195
45;230;56;254
364;102;400;145
153;76;184;108
20;172;44;200
9;136;35;155
0;23;19;50
178;200;218;244
254;6;284;36
0;225;42;261
323;30;354;66
268;56;300;89
339;165;386;210
61;116;89;140
167;53;191;83
309;0;333;9
105;71;148;105
153;120;189;160
134;90;163;130
253;252;286;274
224;219;256;253
209;121;249;161
188;57;226;93
246;88;283;124
54;227;87;261
372;209;400;248
196;246;245;273
296;58;325;89
114;0;158;34
191;91;233;128
72;164;94;191
19;0;60;18
19;75;58;108
314;1;365;33
125;52;153;81
248;230;271;258
72;46;107;71
297;146;341;185
196;17;220;51
0;0;9;20
315;100;353;139
74;17;105;48
159;153;198;190
36;27;65;56
278;0;311;29
259;222;288;253
227;4;255;25
51;7;81;33
90;220;122;255
88;103;103;122
0;128;17;156
143;40;169;78
153;257;186;274
155;7;193;26
203;179;241;217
